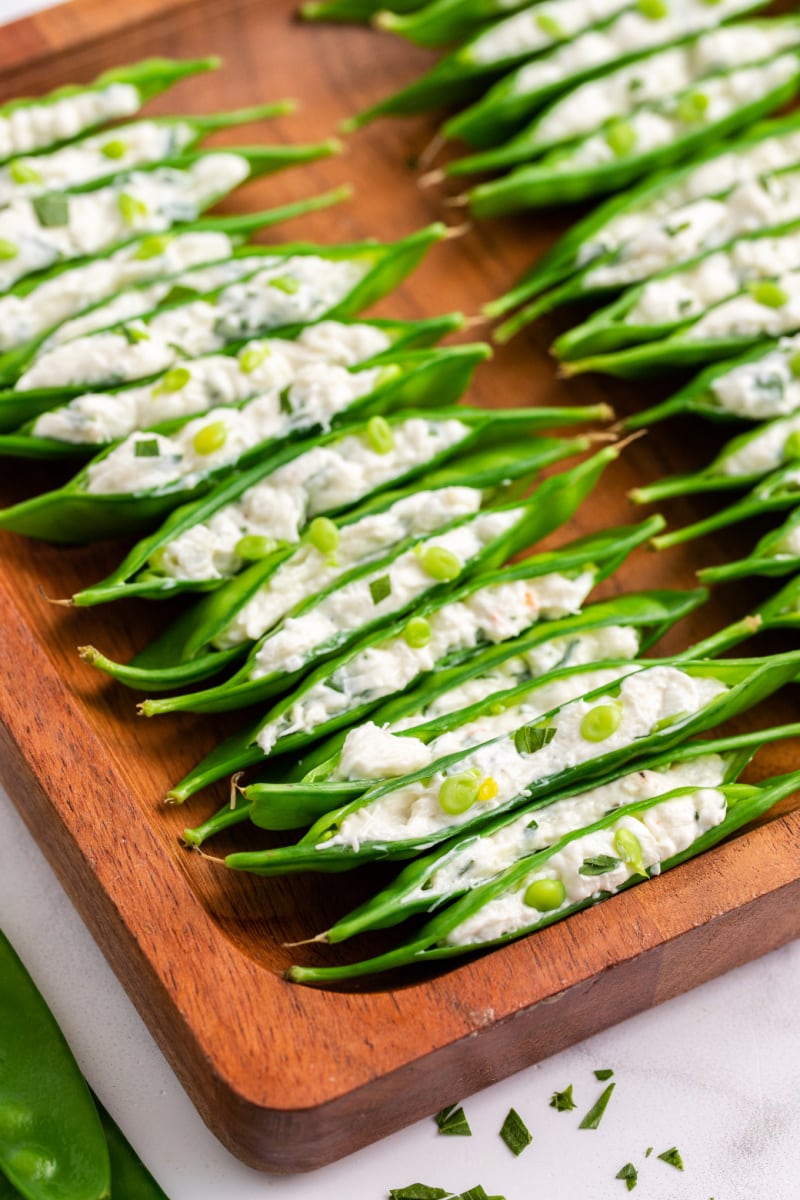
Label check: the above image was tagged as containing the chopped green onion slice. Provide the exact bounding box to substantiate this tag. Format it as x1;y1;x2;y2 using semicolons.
155;366;191;395
31;193;69;227
121;325;150;344
118;191;148;224
536;12;565;37
435;1104;472;1137
366;415;394;455
235;534;276;561
307;516;339;555
239;344;271;373
605;120;637;157
676;91;709;122
549;1085;576;1112
499;1108;531;1157
9;159;43;184
134;438;160;458
579;854;621;877
101;138;128;159
438;770;481;815
514;724;556;754
579;1083;615;1130
636;0;668;17
616;1162;638;1191
404;617;431;648
747;280;789;309
614;828;647;877
523;877;565;912
192;420;228;456
789;351;800;378
419;545;461;582
133;233;172;260
269;274;300;294
369;575;392;605
657;1147;684;1171
580;702;621;743
0;239;19;260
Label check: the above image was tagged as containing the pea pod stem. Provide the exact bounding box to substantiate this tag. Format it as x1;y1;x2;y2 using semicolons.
652;466;800;551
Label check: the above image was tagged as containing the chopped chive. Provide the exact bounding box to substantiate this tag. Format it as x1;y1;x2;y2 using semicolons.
549;1085;576;1112
162;283;200;307
0;239;19;260
239;344;271;374
579;855;621;877
616;1163;638;1191
101;138;128;159
513;724;555;754
269;274;300;294
435;1103;471;1136
31;193;69;227
118;191;148;224
579;1083;615;1129
657;1147;684;1170
499;1108;531;1156
279;390;293;415
134;438;160;458
121;325;150;345
369;575;392;605
594;1069;614;1081
9;159;43;184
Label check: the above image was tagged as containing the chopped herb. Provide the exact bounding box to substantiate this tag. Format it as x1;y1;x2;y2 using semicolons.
133;233;172;260
657;1147;684;1171
279;391;293;415
121;325;150;345
550;1085;576;1112
579;1083;615;1129
0;239;19;259
162;283;200;307
269;274;300;294
369;575;392;605
513;724;556;754
118;191;148;224
666;220;692;237
594;1069;614;1081
499;1108;531;1156
389;1186;450;1200
460;1188;506;1200
9;159;43;184
616;1163;638;1191
31;193;69;227
134;438;160;458
645;1147;653;1158
579;855;621;877
435;1104;471;1137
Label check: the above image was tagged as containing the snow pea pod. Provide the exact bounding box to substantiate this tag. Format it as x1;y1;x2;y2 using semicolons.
82;428;588;693
285;765;800;982
169;515;662;805
467;36;800;216
378;0;541;48
0;929;110;1200
632;410;800;505
301;0;427;21
224;652;800;874
697;504;800;583
0;57;218;165
142;454;617;718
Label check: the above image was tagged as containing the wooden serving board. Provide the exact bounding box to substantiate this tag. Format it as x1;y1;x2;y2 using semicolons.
1;0;800;1172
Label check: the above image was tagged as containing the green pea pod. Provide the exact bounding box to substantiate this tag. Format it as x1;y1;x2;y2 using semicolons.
697;503;800;584
0;929;110;1200
0;57;219;166
632;410;800;506
142;448;620;719
95;1102;168;1200
486;110;800;331
377;0;539;48
169;514;663;805
315;719;800;942
300;0;427;21
285;764;800;982
224;652;800;874
81;428;588;693
653;462;800;551
467;37;800;216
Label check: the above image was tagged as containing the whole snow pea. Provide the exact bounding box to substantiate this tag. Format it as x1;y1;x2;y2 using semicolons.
285;765;800;982
80;428;589;693
466;32;800;216
168;515;663;805
301;0;428;20
223;653;800;874
486;109;800;332
141;452;618;719
378;0;542;48
0;929;110;1200
632;409;800;506
0;57;218;165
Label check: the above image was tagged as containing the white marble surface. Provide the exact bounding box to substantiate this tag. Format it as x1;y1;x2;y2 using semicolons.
1;2;799;1196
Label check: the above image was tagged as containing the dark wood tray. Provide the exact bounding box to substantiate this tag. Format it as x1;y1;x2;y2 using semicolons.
1;0;799;1172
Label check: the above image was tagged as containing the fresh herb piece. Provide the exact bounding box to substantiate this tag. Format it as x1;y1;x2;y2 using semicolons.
118;191;148;224
435;1104;471;1137
579;855;621;877
369;575;392;605
513;724;555;754
134;438;160;458
389;1186;451;1200
579;1083;615;1129
31;193;69;227
499;1108;531;1156
10;159;43;184
133;233;172;260
645;1147;653;1157
162;283;201;307
460;1188;506;1200
0;239;19;259
658;1146;684;1170
536;12;565;38
279;391;293;415
121;325;150;345
269;274;300;294
550;1085;576;1112
594;1069;614;1081
616;1162;638;1191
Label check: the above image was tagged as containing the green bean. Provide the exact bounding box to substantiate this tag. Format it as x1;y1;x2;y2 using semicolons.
142;448;619;719
223;652;800;875
0;929;110;1200
285;764;800;982
444;0;767;153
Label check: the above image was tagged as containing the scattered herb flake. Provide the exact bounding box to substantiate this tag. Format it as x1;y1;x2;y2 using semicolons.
460;1188;506;1200
549;1085;577;1112
121;325;149;345
390;1186;451;1200
594;1069;614;1081
616;1163;638;1191
31;193;69;226
369;575;392;606
579;855;621;877
645;1147;653;1158
514;724;556;754
579;1083;615;1130
658;1146;684;1171
435;1104;471;1137
499;1108;531;1156
134;438;160;458
279;391;293;415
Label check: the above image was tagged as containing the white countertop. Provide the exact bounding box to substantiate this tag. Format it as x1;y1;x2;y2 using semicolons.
2;2;799;1196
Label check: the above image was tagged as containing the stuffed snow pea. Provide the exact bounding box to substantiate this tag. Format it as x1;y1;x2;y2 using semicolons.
698;504;800;583
444;0;765;152
286;764;800;982
141;453;619;718
81;424;573;692
70;354;568;604
0;224;445;405
301;0;428;21
169;516;663;804
466;24;800;216
378;0;546;49
0;57;218;165
223;653;800;875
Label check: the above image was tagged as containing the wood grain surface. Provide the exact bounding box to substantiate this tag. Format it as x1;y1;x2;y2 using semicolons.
0;0;799;1172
